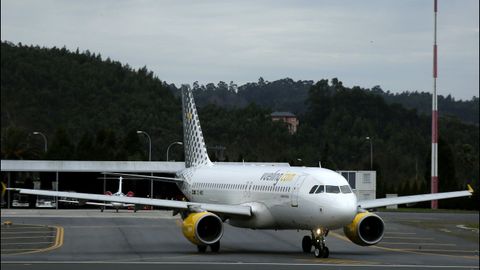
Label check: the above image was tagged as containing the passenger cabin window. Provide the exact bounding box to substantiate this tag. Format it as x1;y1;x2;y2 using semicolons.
326;185;340;193
340;185;352;193
309;185;318;194
315;185;325;193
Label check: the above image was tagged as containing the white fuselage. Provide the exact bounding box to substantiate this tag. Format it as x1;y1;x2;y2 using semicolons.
178;165;357;230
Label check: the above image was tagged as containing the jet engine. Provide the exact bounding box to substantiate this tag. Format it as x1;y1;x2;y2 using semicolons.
182;212;223;245
343;212;384;246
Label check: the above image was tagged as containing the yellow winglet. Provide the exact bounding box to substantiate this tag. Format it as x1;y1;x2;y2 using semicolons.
467;184;474;193
1;182;6;197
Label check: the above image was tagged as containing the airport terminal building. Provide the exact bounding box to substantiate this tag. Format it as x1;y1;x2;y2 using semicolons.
338;170;376;201
1;160;376;209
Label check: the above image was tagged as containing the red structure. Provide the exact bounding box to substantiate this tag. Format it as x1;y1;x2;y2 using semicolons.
271;112;299;134
431;0;439;209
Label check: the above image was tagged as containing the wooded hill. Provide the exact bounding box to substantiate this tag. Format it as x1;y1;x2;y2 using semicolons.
1;41;478;209
189;78;479;125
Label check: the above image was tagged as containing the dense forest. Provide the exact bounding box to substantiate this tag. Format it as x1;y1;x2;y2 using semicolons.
188;78;479;125
1;41;478;209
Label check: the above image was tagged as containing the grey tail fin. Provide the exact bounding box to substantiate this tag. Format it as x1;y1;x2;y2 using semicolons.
181;85;212;168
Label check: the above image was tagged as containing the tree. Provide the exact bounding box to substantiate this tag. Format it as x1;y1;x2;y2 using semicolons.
47;128;74;160
228;81;238;93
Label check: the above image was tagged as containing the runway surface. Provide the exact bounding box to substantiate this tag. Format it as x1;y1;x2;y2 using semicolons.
1;209;479;270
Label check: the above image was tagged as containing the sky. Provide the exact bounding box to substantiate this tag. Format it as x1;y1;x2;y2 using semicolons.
1;0;478;100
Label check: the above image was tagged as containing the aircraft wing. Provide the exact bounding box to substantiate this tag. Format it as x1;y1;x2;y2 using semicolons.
358;187;473;209
101;172;184;183
8;188;251;216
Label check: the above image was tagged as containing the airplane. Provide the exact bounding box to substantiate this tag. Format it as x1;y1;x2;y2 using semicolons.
59;177;137;213
9;86;474;258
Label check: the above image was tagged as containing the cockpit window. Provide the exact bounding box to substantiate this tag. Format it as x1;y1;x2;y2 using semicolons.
326;185;340;193
309;185;318;194
340;185;352;193
315;185;325;193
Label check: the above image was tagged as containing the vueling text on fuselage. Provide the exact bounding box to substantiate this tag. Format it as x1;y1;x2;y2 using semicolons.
259;172;296;183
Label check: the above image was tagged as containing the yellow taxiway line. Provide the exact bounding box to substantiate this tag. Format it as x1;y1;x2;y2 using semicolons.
1;225;64;256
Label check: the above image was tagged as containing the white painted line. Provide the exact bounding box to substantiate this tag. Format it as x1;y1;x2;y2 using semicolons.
383;237;434;240
2;231;54;234
456;224;479;233
0;261;478;268
2;227;50;230
384;232;417;235
1;249;37;251
380;242;456;246
64;225;172;229
399;248;479;253
2;236;56;240
1;242;55;245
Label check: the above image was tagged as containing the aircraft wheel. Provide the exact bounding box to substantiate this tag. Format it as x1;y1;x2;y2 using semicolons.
210;241;220;252
314;247;323;258
197;245;207;253
322;247;329;258
100;208;104;212
302;236;312;253
116;208;119;213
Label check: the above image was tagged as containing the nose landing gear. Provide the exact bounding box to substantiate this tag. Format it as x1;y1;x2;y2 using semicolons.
302;229;329;258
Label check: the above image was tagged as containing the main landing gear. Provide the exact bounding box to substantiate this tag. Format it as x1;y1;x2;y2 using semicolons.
197;241;220;253
302;229;329;258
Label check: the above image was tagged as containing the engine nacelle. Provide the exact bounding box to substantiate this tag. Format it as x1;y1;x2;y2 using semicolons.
343;212;384;246
182;212;223;245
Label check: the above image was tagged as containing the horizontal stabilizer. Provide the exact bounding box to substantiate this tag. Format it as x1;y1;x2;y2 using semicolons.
58;199;80;204
84;201;135;207
84;202;114;207
101;172;183;183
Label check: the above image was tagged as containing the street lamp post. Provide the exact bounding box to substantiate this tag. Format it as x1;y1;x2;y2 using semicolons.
166;141;183;161
366;137;373;170
32;131;48;153
136;131;151;161
137;130;153;200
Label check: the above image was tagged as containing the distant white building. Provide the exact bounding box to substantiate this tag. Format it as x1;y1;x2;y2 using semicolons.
337;170;376;201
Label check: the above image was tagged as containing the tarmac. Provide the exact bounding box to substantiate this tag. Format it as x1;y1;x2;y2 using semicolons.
1;209;479;270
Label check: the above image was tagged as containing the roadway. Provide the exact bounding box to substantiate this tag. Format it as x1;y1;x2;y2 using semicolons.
1;209;479;270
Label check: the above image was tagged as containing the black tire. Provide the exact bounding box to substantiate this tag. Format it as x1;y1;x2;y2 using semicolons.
116;208;119;213
322;247;329;258
197;245;207;253
314;247;323;258
210;241;220;252
302;236;312;253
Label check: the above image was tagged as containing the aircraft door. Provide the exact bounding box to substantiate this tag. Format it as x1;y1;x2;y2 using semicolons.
291;175;306;207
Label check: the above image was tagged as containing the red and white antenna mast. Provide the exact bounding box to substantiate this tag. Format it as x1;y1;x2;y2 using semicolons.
431;0;439;209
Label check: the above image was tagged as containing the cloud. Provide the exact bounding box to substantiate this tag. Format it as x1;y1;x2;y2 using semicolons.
1;0;478;99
